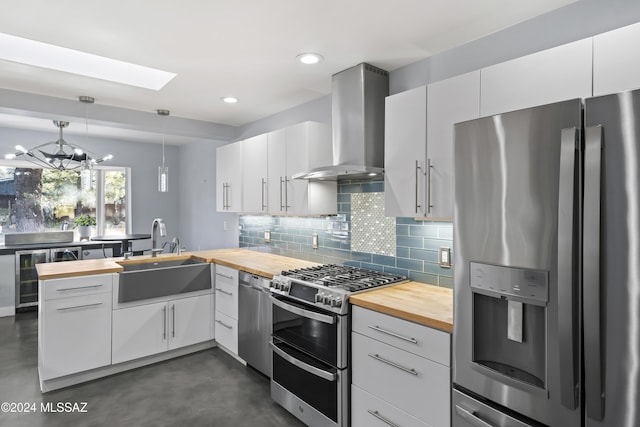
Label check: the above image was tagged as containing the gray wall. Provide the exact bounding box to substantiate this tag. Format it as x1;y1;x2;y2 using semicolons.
178;139;239;251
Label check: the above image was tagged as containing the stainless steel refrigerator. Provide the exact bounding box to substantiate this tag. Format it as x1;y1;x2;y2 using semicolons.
452;90;640;427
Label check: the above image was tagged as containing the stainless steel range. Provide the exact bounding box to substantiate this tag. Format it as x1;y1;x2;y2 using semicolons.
269;264;406;427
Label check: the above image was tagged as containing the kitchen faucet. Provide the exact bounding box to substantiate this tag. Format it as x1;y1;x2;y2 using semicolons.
151;218;167;257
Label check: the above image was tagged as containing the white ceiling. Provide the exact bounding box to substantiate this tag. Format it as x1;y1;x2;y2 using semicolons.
0;0;577;135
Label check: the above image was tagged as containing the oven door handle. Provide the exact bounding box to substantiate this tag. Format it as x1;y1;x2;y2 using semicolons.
270;296;335;325
269;341;337;382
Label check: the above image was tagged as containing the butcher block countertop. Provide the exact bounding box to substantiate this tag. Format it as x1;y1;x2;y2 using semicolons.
36;248;319;280
190;248;319;278
349;281;453;333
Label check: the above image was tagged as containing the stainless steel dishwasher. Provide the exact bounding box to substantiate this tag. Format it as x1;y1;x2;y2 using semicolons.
238;271;272;377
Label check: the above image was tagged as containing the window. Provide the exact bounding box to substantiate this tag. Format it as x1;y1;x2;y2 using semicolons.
0;163;130;243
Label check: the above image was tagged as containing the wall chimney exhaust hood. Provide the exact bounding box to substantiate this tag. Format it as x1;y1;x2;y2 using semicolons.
293;63;389;180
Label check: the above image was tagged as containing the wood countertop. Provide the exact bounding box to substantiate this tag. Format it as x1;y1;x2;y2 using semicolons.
349;281;453;333
190;248;320;278
36;248;319;280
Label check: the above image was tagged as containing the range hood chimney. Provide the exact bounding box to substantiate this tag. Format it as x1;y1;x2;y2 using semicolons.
293;63;389;180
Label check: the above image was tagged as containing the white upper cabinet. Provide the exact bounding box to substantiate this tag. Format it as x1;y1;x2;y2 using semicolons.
216;142;243;212
241;134;268;213
385;85;428;218
480;38;593;117
219;122;335;215
593;21;640;96
385;71;479;219
275;121;336;216
267;128;288;214
427;70;480;220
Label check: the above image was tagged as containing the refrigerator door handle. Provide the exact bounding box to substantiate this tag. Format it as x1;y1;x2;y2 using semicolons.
557;127;579;410
584;125;604;421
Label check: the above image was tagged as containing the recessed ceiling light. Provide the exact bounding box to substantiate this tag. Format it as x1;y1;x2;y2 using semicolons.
0;33;176;90
296;53;324;65
222;97;238;104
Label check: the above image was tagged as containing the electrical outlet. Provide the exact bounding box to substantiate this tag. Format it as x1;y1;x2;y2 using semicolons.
223;221;227;231
264;230;271;243
312;233;319;249
439;247;451;268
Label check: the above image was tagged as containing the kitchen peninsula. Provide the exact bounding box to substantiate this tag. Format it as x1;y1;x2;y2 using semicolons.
35;248;453;398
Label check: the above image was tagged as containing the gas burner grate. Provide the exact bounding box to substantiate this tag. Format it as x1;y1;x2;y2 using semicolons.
281;264;406;292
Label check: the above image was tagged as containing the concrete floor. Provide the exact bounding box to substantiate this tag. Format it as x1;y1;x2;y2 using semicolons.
0;312;305;427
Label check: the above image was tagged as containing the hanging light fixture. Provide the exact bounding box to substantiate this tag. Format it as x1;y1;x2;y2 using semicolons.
4;96;113;174
157;109;169;192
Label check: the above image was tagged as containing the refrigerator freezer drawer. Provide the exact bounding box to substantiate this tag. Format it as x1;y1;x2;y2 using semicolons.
453;388;541;427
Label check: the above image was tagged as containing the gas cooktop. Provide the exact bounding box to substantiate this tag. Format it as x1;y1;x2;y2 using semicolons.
271;264;407;314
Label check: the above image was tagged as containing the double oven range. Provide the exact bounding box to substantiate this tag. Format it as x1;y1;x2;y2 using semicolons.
269;264;406;427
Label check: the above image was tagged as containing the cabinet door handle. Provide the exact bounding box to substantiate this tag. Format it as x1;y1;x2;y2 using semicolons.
215;272;234;280
162;306;167;340
56;284;103;292
171;304;176;338
367;410;399;427
284;177;290;209
279;176;285;211
216;319;233;329
261;178;267;211
56;302;102;311
215;287;233;296
368;353;418;376
427;157;433;214
415;160;424;214
368;325;418;344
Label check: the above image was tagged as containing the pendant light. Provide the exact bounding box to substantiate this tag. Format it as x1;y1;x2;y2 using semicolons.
80;96;93;191
157;109;169;192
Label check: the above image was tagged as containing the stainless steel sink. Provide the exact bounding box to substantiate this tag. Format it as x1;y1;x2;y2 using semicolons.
117;257;211;303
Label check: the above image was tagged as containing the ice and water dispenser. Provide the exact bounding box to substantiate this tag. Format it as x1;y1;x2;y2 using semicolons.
470;262;549;389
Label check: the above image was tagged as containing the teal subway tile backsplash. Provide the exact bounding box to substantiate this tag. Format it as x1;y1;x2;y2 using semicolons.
238;178;454;287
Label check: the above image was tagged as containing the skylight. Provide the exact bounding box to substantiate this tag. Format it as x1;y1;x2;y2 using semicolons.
0;33;176;90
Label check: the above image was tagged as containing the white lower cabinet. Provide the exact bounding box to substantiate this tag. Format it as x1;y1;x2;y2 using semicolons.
214;264;239;354
112;293;212;364
351;306;451;427
352;385;429;427
214;311;238;354
39;274;114;381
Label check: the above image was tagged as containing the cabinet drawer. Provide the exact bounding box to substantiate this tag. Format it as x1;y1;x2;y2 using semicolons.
352;306;450;366
215;264;238;285
214;273;238;319
352;385;429;427
215;311;238;354
40;292;112;380
42;274;113;300
352;332;450;427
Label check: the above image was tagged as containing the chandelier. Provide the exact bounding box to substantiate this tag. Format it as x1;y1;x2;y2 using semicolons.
4;96;113;172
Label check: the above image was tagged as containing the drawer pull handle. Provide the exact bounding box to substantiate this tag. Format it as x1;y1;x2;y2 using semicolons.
56;302;103;311
56;284;103;292
216;319;233;330
455;404;494;427
368;325;418;344
215;288;233;296
368;353;418;376
367;410;399;427
216;272;234;280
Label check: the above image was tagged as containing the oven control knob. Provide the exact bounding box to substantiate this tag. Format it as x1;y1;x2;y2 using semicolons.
331;297;343;308
282;281;290;292
322;294;332;305
315;293;324;303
